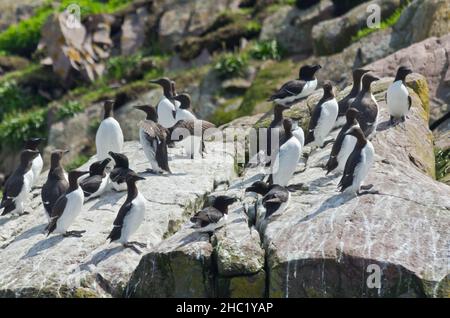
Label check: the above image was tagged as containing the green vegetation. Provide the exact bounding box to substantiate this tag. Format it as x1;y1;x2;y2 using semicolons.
435;148;450;180
0;0;134;57
214;53;249;79
0;80;45;120
64;154;90;171
245;21;262;34
249;40;284;61
106;53;143;81
56;101;84;120
0;108;47;148
351;3;408;43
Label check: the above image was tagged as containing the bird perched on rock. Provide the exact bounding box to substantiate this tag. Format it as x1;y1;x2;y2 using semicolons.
135;105;171;174
291;116;305;149
0;149;39;216
46;170;89;237
149;78;177;128
107;171;147;254
351;74;380;138
95;100;124;163
268;64;321;106
170;119;216;159
335;68;371;127
109;151;133;192
80;158;111;201
24;137;45;188
269;118;302;186
305;82;339;148
190;196;237;229
325;108;360;174
174;93;197;122
386;66;413;124
245;181;290;220
41;149;69;221
338;126;375;196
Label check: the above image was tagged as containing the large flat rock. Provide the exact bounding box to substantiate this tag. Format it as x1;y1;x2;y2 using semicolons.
0;141;235;297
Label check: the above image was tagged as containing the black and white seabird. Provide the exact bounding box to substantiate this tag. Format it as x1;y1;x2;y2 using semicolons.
109;151;133;192
291;116;305;149
46;170;90;237
386;66;413;124
80;158;111;201
25;137;45;187
41;149;69;221
149;78;177;128
190;195;237;229
171;80;181;109
245;181;290;219
0;149;39;216
325;108;360;174
269;118;302;186
170;119;216;159
304;82;339;147
268;64;321;106
338;126;375;196
134;105;171;174
107;171;147;254
95;100;124;162
173;93;197;122
335;68;371;127
351;73;380;138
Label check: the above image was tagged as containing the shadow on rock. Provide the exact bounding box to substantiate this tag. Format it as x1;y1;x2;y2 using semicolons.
10;224;47;245
22;235;64;259
79;246;124;271
296;193;353;224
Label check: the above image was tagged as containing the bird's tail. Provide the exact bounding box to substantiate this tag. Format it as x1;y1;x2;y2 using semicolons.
325;157;338;175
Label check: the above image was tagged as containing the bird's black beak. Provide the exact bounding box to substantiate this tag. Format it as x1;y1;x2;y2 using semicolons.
245;187;255;193
136;176;146;181
134;105;146;112
63;149;70;154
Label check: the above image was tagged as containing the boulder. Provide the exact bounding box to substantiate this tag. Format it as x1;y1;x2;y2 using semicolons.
120;7;150;55
259;1;334;55
312;0;406;56
0;140;236;297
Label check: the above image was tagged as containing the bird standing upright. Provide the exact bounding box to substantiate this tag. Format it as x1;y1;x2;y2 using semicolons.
1;149;39;216
95;100;124;162
107;171;147;254
174;93;197;122
149;78;177;128
134;105;171;174
24;137;45;188
305;82;339;148
41;149;69;221
79;158;111;201
46;170;89;237
109;151;133;192
386;66;413;124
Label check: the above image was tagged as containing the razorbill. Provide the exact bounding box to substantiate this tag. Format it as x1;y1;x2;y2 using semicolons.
0;149;39;216
173;93;197;122
269;118;302;186
304;82;339;147
24;137;45;187
170;119;216;159
95;100;124;163
46;170;90;237
264;103;291;165
41;149;69;221
338;126;375;196
268;64;321;106
190;195;237;229
109;151;133;192
325;108;360;174
149;78;177;128
134;105;171;174
335;68;370;127
245;181;290;219
107;171;147;254
351;73;380;138
80;158;111;201
386;66;413;124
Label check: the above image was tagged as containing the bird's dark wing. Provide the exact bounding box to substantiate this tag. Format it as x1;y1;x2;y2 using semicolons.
42;180;68;214
139;120;160;141
268;80;306;101
0;173;24;214
190;207;222;226
262;185;289;218
338;148;362;192
155;137;171;173
110;168;130;183
305;102;323;145
325;124;349;174
408;95;412;110
107;201;133;242
46;195;68;234
172;120;216;135
80;175;102;197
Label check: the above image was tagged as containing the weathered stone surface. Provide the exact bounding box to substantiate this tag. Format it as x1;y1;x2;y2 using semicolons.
366;34;450;124
0;141;235;297
259;1;334;55
312;0;405;56
0;0;46;32
120;7;150;55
